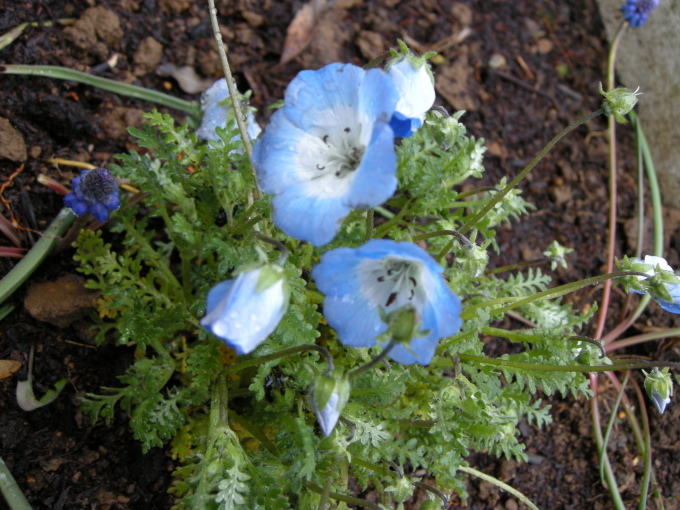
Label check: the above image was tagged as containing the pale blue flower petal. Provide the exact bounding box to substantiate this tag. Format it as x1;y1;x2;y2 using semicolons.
201;268;287;354
313;240;462;364
253;63;399;246
271;190;352;247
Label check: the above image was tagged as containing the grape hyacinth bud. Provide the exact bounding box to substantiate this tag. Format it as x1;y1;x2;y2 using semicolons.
63;168;120;223
621;0;659;28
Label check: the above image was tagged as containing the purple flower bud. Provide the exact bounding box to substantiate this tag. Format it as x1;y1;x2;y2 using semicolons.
63;168;120;223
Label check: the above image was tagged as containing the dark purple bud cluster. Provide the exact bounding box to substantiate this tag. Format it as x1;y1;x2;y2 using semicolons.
64;168;120;222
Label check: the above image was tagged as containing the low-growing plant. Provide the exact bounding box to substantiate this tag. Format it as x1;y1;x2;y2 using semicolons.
56;32;678;508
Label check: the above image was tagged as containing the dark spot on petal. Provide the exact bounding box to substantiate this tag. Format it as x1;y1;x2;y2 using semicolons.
323;134;329;144
386;292;398;307
316;164;325;170
344;127;351;133
377;276;385;282
409;289;415;300
409;277;417;286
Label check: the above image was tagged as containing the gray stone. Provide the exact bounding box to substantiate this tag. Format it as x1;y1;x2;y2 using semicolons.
596;1;680;207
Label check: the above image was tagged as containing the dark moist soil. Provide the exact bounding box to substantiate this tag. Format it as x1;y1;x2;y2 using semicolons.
1;0;679;509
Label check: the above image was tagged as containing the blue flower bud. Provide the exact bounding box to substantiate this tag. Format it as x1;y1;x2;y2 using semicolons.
63;168;120;223
311;370;350;437
643;368;673;414
201;265;289;354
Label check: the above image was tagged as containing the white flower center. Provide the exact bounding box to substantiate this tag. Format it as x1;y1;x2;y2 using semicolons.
296;107;370;199
358;257;425;312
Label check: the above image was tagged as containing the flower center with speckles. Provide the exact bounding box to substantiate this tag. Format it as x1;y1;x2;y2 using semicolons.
314;125;366;180
81;168;117;203
358;257;426;312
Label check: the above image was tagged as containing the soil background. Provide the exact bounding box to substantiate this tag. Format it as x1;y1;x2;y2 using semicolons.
1;0;679;509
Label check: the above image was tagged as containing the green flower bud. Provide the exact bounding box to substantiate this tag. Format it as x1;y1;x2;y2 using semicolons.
311;369;351;436
385;476;413;503
643;368;673;414
543;241;573;270
599;83;641;124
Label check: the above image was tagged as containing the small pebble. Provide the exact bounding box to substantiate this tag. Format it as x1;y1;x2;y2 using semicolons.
489;53;507;69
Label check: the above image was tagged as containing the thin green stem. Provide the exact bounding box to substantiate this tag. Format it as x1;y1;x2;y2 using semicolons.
0;65;195;112
442;353;677;374
458;108;604;235
302;481;381;510
605;327;680;353
595;22;627;343
455;186;501;200
589;374;627;510
461;271;650;320
364;209;374;242
347;339;396;379
412;229;472;250
254;232;288;266
484;257;560;276
599;371;629;488
0;208;75;307
457;466;538;510
207;0;253;162
630;376;652;509
0;455;33;510
220;344;334;376
374;206;395;219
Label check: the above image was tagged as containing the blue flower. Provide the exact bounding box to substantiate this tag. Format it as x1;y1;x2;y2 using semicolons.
621;0;659;27
311;239;462;365
630;255;680;313
387;55;436;138
252;63;399;247
196;79;261;145
201;266;288;354
63;168;120;222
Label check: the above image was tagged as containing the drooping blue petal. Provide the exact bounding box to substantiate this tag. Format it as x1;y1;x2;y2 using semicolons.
63;194;89;216
201;268;287;354
205;280;236;315
655;283;680;314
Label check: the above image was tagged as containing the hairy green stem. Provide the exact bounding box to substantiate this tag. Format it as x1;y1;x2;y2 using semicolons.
0;65;195;112
302;481;381;510
412;230;472;249
221;344;334;376
461;271;650;320
348;339;396;379
364;209;374;242
599;371;629;488
207;0;253;162
630;376;652;509
590;374;627;510
595;24;628;343
456;108;604;236
458;466;538;510
484;257;559;276
254;232;288;265
455;186;501;200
